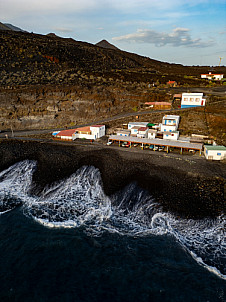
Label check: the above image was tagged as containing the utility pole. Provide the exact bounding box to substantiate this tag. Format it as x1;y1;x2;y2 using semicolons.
11;125;14;138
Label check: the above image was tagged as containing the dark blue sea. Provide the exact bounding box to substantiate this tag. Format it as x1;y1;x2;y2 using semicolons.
0;160;225;302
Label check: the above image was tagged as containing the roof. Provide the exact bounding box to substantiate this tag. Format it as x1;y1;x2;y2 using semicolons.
204;145;226;151
109;135;203;150
117;130;131;134
138;127;148;131
173;94;182;98
182;92;203;96
129;122;148;126
201;74;223;76
148;129;157;133
131;126;140;130
167;81;176;83
57;129;76;137
145;102;171;106
90;125;105;128
163;115;180;120
75;126;91;132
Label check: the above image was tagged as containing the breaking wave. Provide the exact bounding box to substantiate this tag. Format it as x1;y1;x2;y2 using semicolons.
0;160;225;280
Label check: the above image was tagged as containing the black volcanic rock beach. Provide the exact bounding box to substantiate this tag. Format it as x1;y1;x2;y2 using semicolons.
0;139;225;219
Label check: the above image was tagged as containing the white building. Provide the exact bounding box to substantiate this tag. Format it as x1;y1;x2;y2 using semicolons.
160;115;180;132
181;93;206;109
131;126;140;136
163;131;179;140
204;145;226;160
128;122;148;130
54;125;105;141
116;129;131;137
201;72;224;81
137;127;149;138
90;125;105;139
162;115;180;128
148;129;157;139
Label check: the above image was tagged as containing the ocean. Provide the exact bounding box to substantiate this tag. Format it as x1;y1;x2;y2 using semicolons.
0;160;225;302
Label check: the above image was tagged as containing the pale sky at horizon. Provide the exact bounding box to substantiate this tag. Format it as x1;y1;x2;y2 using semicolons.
1;0;226;66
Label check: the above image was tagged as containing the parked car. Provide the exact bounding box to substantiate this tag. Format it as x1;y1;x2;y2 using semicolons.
106;141;113;145
149;145;154;150
158;147;164;151
133;144;138;147
125;142;131;148
121;142;128;147
153;146;159;151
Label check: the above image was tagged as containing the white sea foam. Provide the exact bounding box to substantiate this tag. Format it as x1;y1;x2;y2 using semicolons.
0;160;225;280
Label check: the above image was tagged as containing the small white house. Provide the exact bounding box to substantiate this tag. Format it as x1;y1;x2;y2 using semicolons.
204;145;226;160
131;126;140;136
116;129;131;137
137;127;149;138
181;93;206;109
128;122;148;130
163;131;179;140
201;72;224;81
162;115;180;128
90;125;105;139
148;129;157;139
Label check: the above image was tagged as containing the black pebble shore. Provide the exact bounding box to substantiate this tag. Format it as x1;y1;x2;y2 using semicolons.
0;139;225;219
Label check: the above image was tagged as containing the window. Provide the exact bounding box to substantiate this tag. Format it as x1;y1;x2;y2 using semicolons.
217;153;221;156
166;134;168;137
164;129;166;131
169;120;171;123
170;130;172;132
184;98;188;102
195;98;200;102
190;98;194;102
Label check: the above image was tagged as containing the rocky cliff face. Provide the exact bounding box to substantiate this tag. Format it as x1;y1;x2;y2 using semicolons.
0;84;168;130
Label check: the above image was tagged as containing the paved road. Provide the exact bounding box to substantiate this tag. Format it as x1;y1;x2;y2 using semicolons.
0;107;188;138
0;86;225;138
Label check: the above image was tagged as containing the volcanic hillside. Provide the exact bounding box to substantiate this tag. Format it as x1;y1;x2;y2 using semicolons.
1;30;226;87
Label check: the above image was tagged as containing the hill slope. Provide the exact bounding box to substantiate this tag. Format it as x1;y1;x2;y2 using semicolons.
1;30;225;87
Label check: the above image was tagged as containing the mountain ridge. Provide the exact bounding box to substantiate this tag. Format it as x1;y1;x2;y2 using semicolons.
0;22;26;32
96;39;119;50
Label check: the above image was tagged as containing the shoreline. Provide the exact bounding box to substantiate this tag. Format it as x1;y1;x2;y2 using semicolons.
0;139;225;219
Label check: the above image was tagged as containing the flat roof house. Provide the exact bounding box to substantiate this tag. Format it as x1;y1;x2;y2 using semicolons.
148;129;157;139
160;115;180;133
204;145;226;161
163;131;179;141
116;129;131;137
128;122;148;130
131;126;140;136
181;93;206;109
201;72;224;81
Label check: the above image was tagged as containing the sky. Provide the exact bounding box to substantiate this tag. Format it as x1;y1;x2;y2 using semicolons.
1;0;226;66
